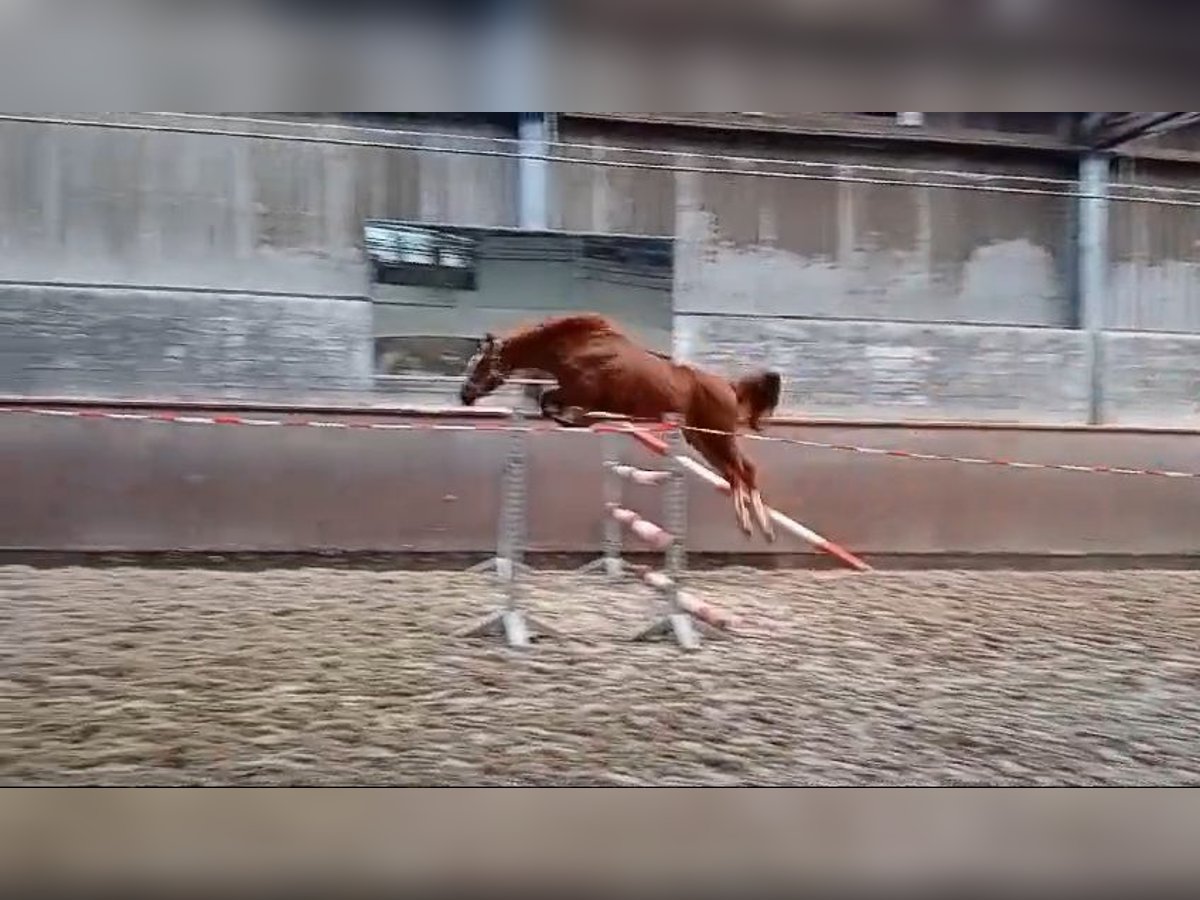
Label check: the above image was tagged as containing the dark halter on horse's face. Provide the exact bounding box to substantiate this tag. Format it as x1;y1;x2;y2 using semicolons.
460;332;503;406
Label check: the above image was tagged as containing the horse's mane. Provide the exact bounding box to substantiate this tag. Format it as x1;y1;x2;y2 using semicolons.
500;313;621;345
499;313;677;366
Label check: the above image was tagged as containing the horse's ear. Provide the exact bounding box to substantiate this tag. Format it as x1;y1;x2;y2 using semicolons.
482;332;496;349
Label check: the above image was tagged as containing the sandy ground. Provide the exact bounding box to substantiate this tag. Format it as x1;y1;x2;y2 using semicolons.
3;565;1200;786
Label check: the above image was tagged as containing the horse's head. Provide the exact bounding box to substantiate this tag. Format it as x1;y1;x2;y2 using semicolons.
460;333;507;406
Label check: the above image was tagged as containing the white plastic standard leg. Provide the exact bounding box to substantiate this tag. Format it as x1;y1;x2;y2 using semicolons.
575;429;626;579
461;408;557;648
469;408;534;578
631;413;722;651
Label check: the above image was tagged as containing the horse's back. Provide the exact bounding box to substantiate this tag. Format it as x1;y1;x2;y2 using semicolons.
547;318;741;424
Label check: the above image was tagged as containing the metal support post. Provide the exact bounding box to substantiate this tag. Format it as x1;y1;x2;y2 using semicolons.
1079;153;1110;426
517;112;549;231
663;418;687;582
575;429;625;578
632;414;720;651
469;407;532;578
461;408;556;648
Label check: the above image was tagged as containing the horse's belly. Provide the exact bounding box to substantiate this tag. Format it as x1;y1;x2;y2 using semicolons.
596;379;682;421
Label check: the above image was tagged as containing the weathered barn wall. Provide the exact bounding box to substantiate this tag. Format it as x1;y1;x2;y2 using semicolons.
1107;157;1200;334
0;115;513;401
546;122;1097;425
676;316;1092;425
551;122;1078;327
0;115;517;298
1;114;1200;427
0;285;372;403
1098;331;1200;427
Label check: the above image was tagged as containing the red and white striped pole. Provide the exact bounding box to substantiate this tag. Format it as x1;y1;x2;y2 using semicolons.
607;505;675;550
599;422;872;572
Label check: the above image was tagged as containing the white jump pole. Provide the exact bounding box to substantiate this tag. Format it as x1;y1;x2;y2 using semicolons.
608;505;675;550
630;565;739;631
600;422;871;572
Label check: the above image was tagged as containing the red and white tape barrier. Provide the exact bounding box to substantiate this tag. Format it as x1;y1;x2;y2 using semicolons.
678;423;1200;481
0;405;536;433
4;404;1198;482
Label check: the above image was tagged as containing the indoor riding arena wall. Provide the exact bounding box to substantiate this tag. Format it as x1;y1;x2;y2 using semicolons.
4;115;1200;429
6;115;1200;788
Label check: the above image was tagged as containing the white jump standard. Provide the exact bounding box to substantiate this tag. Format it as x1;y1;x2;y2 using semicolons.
581;414;732;652
460;408;559;649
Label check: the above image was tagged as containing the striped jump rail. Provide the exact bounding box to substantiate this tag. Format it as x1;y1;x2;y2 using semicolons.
578;415;739;651
597;421;870;572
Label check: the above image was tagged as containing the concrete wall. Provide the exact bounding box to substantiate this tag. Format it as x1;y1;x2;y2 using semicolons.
677;315;1092;424
1108;168;1200;333
549;124;1200;426
0;114;517;298
1099;331;1200;427
0;285;373;403
552;123;1078;327
2;114;1200;427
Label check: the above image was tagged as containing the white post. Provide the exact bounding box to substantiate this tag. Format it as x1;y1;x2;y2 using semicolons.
663;412;688;606
575;429;627;578
601;430;623;578
461;407;558;649
503;408;527;611
632;413;702;651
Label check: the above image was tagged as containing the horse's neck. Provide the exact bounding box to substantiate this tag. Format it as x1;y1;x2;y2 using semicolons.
501;333;561;373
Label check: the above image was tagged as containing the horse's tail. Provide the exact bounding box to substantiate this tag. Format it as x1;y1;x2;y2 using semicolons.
733;370;782;431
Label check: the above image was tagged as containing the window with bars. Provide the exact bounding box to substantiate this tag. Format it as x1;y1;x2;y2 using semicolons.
364;222;479;291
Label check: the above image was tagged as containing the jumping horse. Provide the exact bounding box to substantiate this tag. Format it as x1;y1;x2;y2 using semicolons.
458;313;782;541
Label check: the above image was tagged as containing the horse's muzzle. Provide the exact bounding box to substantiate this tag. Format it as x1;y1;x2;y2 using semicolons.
460;387;476;406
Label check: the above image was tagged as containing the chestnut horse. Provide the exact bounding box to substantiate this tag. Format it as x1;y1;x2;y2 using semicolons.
458;313;782;541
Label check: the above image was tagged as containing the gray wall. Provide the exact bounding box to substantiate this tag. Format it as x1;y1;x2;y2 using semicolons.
0;285;372;403
547;124;1094;426
1107;161;1200;333
1099;331;1200;427
0;114;517;298
552;125;1078;327
0;114;514;403
10;411;1200;557
677;316;1092;425
550;123;1200;426
2;114;1200;426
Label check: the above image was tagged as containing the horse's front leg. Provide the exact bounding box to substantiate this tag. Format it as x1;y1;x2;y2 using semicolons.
737;454;775;543
538;387;590;428
692;433;754;538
